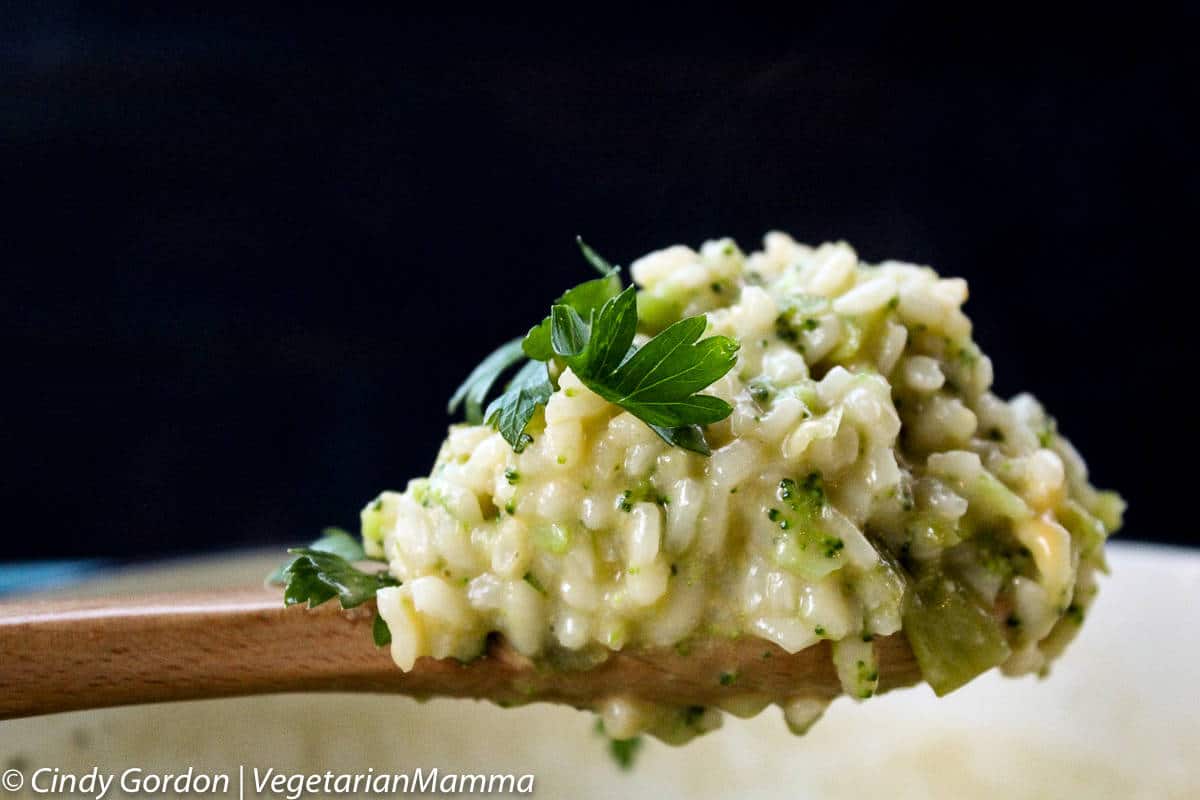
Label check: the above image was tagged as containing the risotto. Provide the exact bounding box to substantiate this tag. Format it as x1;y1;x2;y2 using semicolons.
361;234;1122;742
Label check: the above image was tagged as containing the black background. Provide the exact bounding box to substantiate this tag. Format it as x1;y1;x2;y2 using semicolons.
4;6;1195;560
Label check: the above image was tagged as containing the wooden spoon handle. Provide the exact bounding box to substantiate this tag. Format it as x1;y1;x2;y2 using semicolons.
0;587;920;720
0;588;393;719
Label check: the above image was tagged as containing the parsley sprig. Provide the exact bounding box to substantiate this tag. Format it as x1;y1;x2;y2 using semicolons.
449;238;739;455
446;337;526;425
481;359;553;453
269;528;399;647
551;286;738;454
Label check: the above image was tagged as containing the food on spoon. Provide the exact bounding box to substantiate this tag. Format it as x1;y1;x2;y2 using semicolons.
277;233;1123;746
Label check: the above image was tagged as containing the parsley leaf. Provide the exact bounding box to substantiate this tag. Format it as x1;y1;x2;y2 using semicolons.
551;287;739;454
266;527;365;584
522;239;622;361
448;238;619;439
603;315;738;424
550;304;590;356
447;236;736;456
483;359;554;452
270;529;398;649
647;422;714;455
271;528;396;609
281;548;399;609
572;285;639;379
447;337;526;424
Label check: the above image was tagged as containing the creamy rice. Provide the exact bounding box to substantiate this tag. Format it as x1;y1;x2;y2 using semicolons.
364;234;1123;742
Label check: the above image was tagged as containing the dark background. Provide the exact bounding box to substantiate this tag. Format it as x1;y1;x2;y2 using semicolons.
3;6;1195;560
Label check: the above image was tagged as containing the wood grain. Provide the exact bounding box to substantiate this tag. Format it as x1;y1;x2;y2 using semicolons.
0;587;920;720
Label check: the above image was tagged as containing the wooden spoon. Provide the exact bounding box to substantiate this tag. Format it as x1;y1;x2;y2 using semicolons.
0;587;920;720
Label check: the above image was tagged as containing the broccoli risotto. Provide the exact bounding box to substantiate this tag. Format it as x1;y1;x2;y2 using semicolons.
293;233;1122;743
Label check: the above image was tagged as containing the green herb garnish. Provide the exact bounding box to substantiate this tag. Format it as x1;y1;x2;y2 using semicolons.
449;237;739;455
266;527;365;584
269;528;398;647
447;337;527;425
280;548;398;609
482;359;554;453
522;254;622;361
548;286;738;454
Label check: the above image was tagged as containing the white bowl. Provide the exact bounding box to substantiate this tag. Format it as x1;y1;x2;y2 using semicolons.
2;542;1197;798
